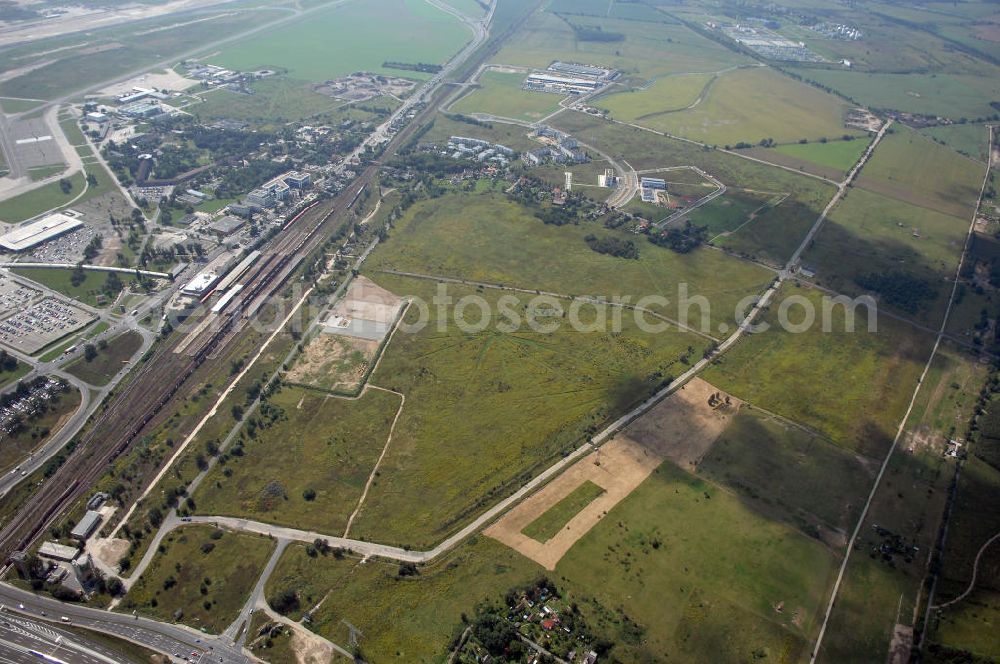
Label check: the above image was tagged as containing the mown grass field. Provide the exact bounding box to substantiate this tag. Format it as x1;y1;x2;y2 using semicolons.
11;267;139;308
0;171;85;223
192;385;399;534
64;330;143;386
215;0;470;82
703;284;934;456
451;69;564;121
348;274;708;548
772;137;869;173
611;67;858;146
521;480;605;542
365;189;774;330
120;525;274;634
594;71;715;118
857;125;985;219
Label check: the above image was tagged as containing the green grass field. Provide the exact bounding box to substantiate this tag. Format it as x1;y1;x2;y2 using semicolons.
451;69;564;121
215;0;470;82
0;9;291;101
607;67;858;146
366;189;774;330
0;172;85;223
788;69;1000;121
347;274;707;548
11;267;140;308
192;385;399;534
704;284;934;456
190;78;344;129
119;525;274;634
921;123;992;163
698;408;874;539
64;331;143;386
521;480;605;542
594;71;715;117
773;137;869;172
550;111;838;264
276;458;839;662
493;10;749;82
857;125;985;219
803;187;969;324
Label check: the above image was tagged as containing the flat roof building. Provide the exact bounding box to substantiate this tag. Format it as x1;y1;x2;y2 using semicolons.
0;213;83;252
208;215;245;237
39;541;79;562
181;272;218;296
640;177;667;190
70;510;102;541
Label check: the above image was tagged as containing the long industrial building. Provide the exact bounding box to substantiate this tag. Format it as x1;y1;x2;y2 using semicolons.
0;213;84;252
523;73;600;94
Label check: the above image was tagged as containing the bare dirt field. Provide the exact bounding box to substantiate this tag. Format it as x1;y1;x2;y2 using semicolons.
285;333;378;392
485;378;739;569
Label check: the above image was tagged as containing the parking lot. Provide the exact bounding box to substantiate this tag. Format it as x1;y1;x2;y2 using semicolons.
0;297;94;354
0;277;40;318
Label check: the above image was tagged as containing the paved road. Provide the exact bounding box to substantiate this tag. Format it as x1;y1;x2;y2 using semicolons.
0;611;130;664
0;583;250;663
0;268;185;499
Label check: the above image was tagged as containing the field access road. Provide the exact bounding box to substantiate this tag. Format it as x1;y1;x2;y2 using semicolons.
0;583;249;663
134;110;893;577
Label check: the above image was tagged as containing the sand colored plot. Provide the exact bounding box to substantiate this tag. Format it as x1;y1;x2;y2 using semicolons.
286;334;378;392
486;378;739;569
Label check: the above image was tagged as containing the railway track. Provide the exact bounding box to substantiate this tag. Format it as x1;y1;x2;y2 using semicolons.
0;98;433;560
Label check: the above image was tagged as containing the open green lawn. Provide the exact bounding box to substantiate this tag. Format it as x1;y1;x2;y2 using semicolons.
347;274;707;548
11;267;140;308
857;124;985;219
521;480;605;543
366;189;775;330
64;330;143;386
703;284;935;456
608;67;859;146
119;525;274;634
773;137;869;173
0;172;85;223
788;69;1000;121
451;69;564;121
802;187;969;324
276;459;839;662
215;0;470;82
27;164;68;181
193;385;399;534
594;71;715;118
920;123;992;164
0;386;80;474
687;189;774;235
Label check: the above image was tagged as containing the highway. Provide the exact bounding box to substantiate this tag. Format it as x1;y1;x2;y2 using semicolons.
0;583;248;662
